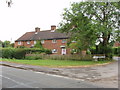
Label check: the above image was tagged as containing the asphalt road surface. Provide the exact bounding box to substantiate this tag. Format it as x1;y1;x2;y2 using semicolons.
0;65;102;88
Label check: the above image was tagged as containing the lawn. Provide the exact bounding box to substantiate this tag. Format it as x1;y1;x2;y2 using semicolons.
1;59;112;67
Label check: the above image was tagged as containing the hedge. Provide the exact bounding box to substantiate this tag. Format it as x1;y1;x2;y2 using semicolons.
1;48;52;59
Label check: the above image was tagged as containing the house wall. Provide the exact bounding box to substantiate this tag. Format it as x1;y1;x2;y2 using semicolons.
14;39;71;55
113;41;120;47
14;41;34;48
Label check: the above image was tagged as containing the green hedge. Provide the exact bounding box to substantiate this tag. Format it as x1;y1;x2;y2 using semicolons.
90;46;120;57
1;48;52;59
113;47;120;56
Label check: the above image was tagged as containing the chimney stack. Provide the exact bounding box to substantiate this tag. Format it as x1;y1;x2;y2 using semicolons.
35;27;40;32
51;25;56;30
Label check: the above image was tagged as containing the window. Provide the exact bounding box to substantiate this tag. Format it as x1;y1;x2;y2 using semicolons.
52;49;57;53
52;39;57;43
18;41;21;45
34;41;36;44
62;39;66;43
41;40;44;44
71;40;76;43
27;41;30;44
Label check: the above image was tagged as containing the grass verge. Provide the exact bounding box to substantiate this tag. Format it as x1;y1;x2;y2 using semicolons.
1;59;113;67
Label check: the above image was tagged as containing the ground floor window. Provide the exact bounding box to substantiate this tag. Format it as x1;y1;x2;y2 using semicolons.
27;41;30;44
18;41;21;45
52;49;57;53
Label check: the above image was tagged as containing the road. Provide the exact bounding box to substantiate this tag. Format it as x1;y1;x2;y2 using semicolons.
0;65;102;88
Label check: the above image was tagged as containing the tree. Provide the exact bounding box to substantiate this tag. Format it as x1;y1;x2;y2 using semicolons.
2;41;11;47
58;1;119;56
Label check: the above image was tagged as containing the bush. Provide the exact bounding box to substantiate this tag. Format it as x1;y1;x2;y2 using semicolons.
2;48;15;59
25;55;43;60
113;47;120;56
45;49;52;54
13;49;26;59
1;48;52;59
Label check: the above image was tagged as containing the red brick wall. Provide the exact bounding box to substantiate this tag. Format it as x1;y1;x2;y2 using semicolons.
113;41;120;47
14;41;34;48
14;39;71;55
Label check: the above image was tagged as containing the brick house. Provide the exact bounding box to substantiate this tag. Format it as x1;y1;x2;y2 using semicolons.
113;41;120;47
14;25;71;55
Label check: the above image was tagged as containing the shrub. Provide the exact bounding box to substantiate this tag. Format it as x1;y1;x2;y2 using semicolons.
13;49;26;59
45;49;52;54
113;47;120;56
25;55;42;60
2;48;14;59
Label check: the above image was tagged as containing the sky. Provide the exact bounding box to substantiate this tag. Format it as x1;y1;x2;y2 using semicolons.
0;0;81;43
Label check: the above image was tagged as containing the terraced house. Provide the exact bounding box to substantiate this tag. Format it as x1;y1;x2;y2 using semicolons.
14;25;71;55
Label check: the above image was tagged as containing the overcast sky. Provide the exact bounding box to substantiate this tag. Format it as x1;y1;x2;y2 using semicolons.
0;0;81;42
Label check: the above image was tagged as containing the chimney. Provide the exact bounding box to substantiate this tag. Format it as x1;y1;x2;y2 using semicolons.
51;25;56;30
35;27;40;32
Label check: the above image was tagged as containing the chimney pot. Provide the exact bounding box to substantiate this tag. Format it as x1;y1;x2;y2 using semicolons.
35;27;40;32
51;25;56;30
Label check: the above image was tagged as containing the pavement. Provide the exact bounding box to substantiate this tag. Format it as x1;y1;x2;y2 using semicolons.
0;60;119;88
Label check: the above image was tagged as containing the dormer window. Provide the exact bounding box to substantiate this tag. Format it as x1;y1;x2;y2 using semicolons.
27;41;30;44
18;41;21;45
52;39;57;43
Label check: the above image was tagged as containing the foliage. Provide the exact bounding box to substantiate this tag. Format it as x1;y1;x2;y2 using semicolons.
2;48;15;59
13;49;26;59
0;40;14;48
45;49;52;54
34;40;43;49
113;47;120;56
58;1;119;56
1;48;51;59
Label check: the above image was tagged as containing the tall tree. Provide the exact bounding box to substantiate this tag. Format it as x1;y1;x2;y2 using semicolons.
58;1;119;56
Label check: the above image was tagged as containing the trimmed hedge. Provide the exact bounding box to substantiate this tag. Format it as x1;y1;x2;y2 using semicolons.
1;48;52;59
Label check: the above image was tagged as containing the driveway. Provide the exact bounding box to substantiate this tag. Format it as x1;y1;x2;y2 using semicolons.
1;60;118;88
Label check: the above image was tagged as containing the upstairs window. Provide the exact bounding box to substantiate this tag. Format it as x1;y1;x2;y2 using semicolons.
52;39;57;43
34;41;36;44
27;41;30;44
52;49;57;53
62;39;67;43
41;40;44;44
18;41;21;45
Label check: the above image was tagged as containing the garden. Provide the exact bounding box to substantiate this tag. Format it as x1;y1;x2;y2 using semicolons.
0;47;119;67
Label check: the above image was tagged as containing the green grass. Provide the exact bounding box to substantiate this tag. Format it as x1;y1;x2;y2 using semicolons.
1;59;112;67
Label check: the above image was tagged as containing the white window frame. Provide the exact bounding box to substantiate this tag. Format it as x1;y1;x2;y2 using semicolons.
62;39;66;43
52;39;57;43
71;40;76;43
18;41;21;45
27;41;30;44
34;41;36;44
52;49;57;53
41;40;44;44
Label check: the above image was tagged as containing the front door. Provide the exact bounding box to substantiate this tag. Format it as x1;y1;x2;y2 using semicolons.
61;48;66;55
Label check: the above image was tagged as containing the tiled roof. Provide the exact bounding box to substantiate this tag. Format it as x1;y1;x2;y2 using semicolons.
15;30;69;41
